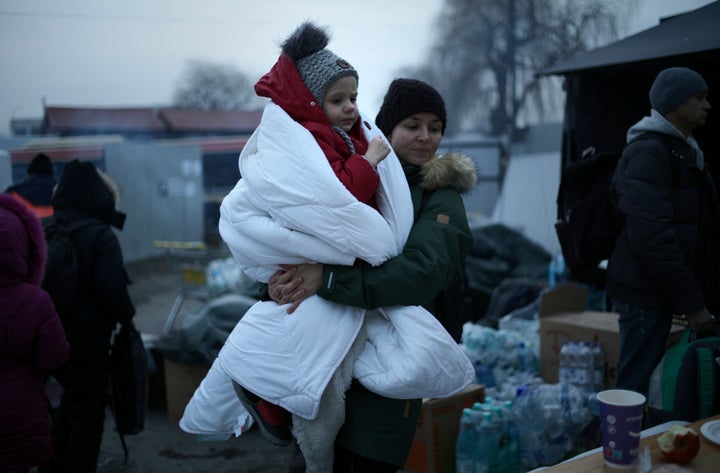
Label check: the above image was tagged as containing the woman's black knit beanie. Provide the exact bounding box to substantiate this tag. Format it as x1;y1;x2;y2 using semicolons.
375;78;447;138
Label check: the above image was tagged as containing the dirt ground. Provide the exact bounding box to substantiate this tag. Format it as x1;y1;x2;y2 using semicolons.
93;255;297;473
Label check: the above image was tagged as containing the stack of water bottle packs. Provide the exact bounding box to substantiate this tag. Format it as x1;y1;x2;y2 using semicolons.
558;340;606;394
456;383;595;472
461;323;540;396
455;398;520;473
459;323;606;471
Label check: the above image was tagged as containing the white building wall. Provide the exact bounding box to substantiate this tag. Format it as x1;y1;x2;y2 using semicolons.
491;151;562;256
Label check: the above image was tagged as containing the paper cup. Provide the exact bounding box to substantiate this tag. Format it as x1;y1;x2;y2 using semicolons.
597;389;646;469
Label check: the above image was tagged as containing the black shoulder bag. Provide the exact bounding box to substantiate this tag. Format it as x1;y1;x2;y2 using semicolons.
109;320;148;464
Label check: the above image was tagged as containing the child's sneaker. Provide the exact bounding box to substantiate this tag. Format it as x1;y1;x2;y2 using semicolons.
233;382;293;447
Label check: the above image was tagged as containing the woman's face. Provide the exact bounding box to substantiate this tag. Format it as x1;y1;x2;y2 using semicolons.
389;112;443;165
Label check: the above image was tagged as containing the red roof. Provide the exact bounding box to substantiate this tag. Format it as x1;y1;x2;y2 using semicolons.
41;106;263;135
45;106;166;133
160;108;262;133
10;146;104;164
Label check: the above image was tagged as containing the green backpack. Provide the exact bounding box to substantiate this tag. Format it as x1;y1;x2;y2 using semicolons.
647;328;720;425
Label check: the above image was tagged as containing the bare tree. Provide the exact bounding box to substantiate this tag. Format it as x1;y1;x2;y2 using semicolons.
413;0;636;136
173;60;264;110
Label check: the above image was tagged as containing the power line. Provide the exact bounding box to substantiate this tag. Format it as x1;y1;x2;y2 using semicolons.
0;9;250;24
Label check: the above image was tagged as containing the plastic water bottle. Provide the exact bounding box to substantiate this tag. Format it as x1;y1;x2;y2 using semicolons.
548;254;566;288
513;383;594;469
502;401;521;473
513;386;545;469
477;411;498;473
455;409;477;473
536;384;572;465
516;341;537;374
577;342;594;393
591;342;605;393
206;260;226;292
586;391;600;416
558;341;572;383
474;360;496;388
567;341;583;388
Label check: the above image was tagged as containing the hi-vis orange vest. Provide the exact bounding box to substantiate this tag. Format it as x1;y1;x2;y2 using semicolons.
11;191;54;219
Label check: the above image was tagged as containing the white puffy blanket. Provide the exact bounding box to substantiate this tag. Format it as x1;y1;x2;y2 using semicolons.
180;104;473;437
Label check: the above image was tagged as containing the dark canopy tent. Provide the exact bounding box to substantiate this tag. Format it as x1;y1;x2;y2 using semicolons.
542;0;720;183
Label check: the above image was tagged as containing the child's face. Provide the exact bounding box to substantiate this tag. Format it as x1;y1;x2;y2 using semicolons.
322;76;359;132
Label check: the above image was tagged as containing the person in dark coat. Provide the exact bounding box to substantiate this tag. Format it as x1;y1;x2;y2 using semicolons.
42;160;136;473
5;152;57;218
0;193;70;473
607;67;718;398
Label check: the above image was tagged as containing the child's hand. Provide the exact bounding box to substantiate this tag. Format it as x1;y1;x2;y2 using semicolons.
365;136;390;167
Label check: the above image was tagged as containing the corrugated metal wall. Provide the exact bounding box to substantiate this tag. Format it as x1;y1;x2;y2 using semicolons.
104;142;204;263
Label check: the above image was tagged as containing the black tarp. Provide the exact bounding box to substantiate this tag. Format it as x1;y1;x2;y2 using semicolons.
464;223;551;322
153;293;258;364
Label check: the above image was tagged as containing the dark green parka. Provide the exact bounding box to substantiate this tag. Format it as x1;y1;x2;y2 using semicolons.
321;151;477;466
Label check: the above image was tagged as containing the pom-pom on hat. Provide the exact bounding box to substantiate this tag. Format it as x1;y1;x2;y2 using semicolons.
375;78;447;138
27;153;53;176
281;21;358;105
649;67;708;114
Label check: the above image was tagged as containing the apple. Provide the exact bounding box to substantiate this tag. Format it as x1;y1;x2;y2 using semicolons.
657;425;701;463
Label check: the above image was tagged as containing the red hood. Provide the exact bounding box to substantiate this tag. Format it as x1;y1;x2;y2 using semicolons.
255;54;328;126
254;53;368;156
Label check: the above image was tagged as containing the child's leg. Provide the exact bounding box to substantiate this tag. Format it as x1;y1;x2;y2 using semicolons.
232;381;292;447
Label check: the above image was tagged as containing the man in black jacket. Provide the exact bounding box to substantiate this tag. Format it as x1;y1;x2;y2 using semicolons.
607;67;717;398
4;152;56;218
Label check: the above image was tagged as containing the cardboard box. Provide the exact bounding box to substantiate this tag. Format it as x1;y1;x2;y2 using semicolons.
163;358;210;424
538;282;588;318
404;383;485;473
538;284;685;389
540;310;621;389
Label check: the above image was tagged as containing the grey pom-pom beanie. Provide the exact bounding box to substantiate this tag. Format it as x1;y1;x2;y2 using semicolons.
281;21;358;105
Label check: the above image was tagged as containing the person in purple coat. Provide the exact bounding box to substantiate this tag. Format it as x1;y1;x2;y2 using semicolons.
0;193;70;473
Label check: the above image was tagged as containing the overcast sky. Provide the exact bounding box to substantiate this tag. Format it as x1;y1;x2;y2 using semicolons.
0;0;714;134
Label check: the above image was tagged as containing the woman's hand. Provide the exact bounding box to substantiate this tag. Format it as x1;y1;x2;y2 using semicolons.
268;265;300;303
268;264;323;314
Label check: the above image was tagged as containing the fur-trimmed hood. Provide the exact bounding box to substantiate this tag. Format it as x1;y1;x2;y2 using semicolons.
419;152;477;194
52;160;126;230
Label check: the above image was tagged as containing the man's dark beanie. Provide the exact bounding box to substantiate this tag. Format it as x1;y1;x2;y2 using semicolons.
375;78;447;138
27;153;53;176
649;67;708;114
